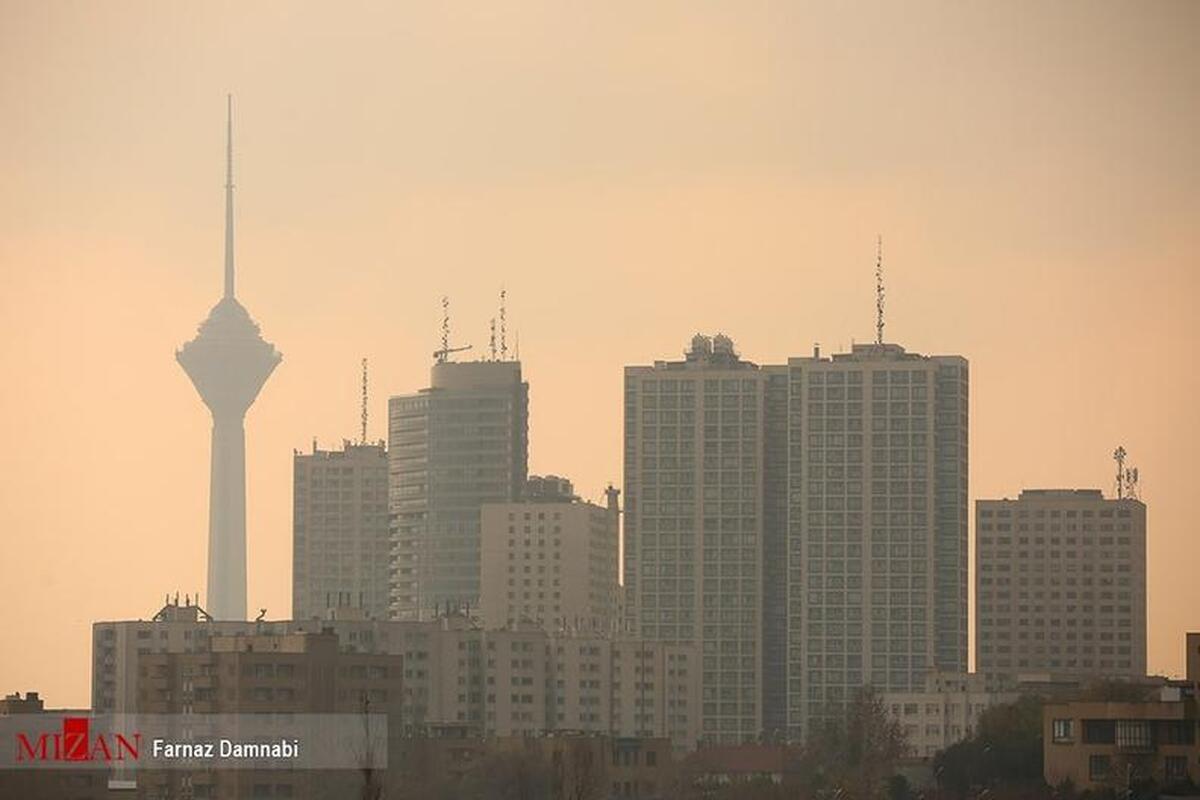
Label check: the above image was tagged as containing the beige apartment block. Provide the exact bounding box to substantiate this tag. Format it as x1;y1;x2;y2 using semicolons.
480;476;621;632
624;334;769;745
1043;688;1199;791
94;602;701;753
881;671;1020;757
624;335;969;742
976;489;1147;677
292;441;390;620
132;629;402;799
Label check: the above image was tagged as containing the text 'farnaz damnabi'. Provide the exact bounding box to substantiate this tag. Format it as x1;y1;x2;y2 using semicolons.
151;738;301;759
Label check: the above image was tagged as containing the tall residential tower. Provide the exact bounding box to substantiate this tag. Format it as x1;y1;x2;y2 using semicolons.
781;343;968;739
624;336;968;743
623;335;772;744
389;360;529;619
177;97;282;621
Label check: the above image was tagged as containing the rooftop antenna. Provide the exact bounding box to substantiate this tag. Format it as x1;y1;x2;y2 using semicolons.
1113;446;1140;500
499;288;508;360
875;234;885;346
433;296;472;363
224;94;236;300
360;357;368;444
489;318;497;361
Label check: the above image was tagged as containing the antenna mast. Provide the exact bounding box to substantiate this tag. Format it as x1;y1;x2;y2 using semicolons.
433;296;472;363
489;318;497;361
875;235;885;346
499;288;508;361
360;358;368;444
1113;446;1140;500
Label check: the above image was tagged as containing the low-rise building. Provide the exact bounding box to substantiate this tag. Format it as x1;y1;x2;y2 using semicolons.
0;692;118;800
95;601;702;753
882;671;1021;757
1043;686;1199;792
131;628;403;799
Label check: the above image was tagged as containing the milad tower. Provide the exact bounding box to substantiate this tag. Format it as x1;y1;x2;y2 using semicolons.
177;97;282;620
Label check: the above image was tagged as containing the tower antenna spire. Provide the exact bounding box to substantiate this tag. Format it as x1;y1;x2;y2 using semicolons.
224;94;235;299
361;357;369;444
489;318;497;361
875;235;885;346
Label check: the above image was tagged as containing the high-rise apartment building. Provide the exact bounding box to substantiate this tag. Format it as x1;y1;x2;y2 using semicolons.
976;489;1147;677
292;441;390;620
388;361;529;619
480;476;621;632
781;343;968;738
624;334;770;744
624;336;968;743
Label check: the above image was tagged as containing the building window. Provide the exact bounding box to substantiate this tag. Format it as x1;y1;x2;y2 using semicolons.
1052;718;1074;742
1162;720;1196;745
1165;755;1188;781
1115;720;1152;750
1089;755;1111;781
1082;719;1116;744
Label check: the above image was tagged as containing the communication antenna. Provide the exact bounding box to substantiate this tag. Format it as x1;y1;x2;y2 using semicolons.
433;296;472;363
441;296;449;357
499;288;508;361
489;318;497;361
360;357;369;444
875;235;885;346
1113;446;1140;500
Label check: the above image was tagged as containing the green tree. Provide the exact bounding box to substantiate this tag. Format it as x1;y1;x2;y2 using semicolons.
793;686;908;799
933;695;1046;799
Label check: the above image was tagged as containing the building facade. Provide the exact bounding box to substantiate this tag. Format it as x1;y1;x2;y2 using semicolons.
131;629;402;799
388;360;529;619
624;336;969;743
0;692;117;800
624;334;769;744
480;477;621;632
782;343;969;738
94;602;701;753
976;489;1147;677
1043;687;1199;792
881;671;1020;758
292;441;390;620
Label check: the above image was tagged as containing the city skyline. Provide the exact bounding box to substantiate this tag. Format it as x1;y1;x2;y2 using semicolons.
2;2;1198;709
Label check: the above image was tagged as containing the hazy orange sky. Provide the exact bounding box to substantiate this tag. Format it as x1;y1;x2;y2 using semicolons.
1;1;1197;708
